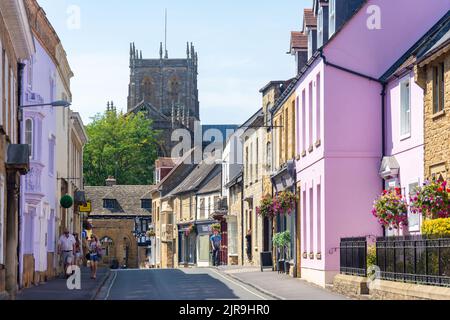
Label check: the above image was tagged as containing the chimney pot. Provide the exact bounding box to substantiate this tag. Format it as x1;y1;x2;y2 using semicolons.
106;176;117;186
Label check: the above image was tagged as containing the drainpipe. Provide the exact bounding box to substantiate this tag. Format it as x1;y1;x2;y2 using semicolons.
319;48;387;237
17;62;25;289
240;183;244;266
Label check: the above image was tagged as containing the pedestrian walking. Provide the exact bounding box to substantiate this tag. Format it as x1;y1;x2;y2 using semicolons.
210;229;222;267
58;228;76;277
89;235;101;279
74;233;83;267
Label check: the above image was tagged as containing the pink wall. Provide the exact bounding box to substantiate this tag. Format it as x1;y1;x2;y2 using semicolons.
324;0;450;79
384;71;424;234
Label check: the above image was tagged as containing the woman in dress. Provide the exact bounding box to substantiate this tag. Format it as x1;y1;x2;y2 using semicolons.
73;233;83;267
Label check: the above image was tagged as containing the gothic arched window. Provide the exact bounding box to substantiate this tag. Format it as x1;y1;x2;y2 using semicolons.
141;77;153;102
168;77;180;103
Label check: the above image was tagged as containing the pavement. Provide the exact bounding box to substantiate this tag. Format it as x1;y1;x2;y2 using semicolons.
96;268;273;300
216;266;349;300
15;267;110;300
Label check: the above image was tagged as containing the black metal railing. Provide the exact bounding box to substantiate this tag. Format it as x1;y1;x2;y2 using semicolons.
376;235;450;287
340;237;367;277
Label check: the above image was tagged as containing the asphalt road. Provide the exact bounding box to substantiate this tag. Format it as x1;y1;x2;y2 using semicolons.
97;268;273;300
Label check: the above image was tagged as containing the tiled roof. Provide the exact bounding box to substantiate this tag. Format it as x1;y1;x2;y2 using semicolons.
155;157;178;168
303;9;317;28
290;31;308;50
85;185;156;217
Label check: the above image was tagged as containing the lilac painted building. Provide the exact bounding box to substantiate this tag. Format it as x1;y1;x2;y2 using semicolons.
19;36;58;285
289;0;450;287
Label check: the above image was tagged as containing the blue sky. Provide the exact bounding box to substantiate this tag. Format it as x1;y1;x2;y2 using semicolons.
39;0;310;125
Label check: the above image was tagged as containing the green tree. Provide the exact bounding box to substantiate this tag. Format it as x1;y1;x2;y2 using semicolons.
83;109;159;186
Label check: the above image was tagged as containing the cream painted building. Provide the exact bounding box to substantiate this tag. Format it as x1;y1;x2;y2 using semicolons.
241;109;266;266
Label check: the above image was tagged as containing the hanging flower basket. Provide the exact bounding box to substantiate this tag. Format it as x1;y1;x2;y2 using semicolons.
256;195;276;218
83;221;93;230
211;223;221;233
146;230;156;237
372;188;408;230
410;180;450;220
275;191;297;216
60;195;74;209
184;224;197;237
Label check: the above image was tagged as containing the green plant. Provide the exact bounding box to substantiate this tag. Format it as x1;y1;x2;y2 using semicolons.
422;218;450;236
272;231;291;248
60;195;74;209
371;188;408;230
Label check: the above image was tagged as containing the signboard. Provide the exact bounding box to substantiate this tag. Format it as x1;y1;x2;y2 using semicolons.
79;201;91;213
260;251;273;272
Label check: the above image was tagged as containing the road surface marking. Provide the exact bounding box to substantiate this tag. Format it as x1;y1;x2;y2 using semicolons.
104;270;118;300
209;268;268;300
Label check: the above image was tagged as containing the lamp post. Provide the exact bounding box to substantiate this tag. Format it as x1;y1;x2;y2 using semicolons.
19;100;71;109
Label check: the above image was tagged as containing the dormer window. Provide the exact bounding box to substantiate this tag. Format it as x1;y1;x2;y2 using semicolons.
103;199;116;209
329;0;336;37
317;7;324;48
141;199;151;210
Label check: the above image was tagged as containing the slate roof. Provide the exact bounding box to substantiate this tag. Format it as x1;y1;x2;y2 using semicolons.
85;185;156;217
380;11;450;82
197;170;222;195
168;159;221;196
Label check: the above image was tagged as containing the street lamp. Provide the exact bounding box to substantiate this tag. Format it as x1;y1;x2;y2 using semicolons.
19;100;71;109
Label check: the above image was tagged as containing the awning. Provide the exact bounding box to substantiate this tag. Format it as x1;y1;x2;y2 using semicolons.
379;156;400;179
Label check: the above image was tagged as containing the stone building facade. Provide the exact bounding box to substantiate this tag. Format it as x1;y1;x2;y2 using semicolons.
85;180;155;269
416;30;450;181
241;109;265;266
127;43;200;157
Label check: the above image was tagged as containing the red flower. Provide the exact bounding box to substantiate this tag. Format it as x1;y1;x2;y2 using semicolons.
438;187;444;193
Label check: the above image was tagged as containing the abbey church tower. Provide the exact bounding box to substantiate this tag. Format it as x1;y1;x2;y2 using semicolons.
127;42;201;156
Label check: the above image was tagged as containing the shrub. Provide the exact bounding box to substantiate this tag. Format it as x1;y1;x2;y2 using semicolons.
421;218;450;236
367;245;377;269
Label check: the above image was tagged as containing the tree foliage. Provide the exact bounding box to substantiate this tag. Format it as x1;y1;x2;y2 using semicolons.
83;109;159;186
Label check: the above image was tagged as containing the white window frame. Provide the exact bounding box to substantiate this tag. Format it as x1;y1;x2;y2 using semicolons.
399;76;411;140
25;118;33;159
0;175;4;264
317;7;323;48
329;0;336;37
307;28;313;59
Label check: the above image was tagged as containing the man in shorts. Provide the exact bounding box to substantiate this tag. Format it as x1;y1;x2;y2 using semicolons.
58;228;76;277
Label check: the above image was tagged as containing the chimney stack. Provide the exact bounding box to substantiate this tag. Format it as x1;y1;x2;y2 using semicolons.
105;176;117;186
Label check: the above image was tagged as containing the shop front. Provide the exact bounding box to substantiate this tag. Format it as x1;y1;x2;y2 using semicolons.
196;220;216;267
177;223;196;266
271;160;297;276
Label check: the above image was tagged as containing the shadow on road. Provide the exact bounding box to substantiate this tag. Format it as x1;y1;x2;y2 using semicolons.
107;269;242;300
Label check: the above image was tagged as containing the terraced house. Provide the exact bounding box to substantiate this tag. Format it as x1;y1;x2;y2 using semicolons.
0;0;34;299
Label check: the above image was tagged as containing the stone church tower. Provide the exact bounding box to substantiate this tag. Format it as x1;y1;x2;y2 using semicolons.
127;42;200;156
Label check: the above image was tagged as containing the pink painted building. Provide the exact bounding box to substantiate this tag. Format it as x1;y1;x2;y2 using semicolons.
289;0;450;287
